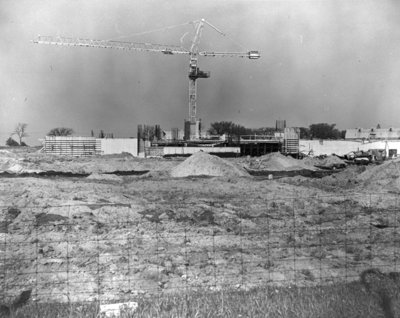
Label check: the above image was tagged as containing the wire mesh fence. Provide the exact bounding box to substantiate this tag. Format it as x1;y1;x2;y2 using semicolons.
0;192;399;307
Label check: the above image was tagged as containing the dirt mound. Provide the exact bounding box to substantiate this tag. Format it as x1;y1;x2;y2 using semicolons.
0;150;17;158
248;152;315;171
0;150;22;172
303;155;346;169
0;149;45;173
358;160;400;181
355;159;400;192
170;152;250;178
0;158;42;174
323;155;346;165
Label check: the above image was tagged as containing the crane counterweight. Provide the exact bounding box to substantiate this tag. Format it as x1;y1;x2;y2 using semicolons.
248;51;261;59
189;68;210;80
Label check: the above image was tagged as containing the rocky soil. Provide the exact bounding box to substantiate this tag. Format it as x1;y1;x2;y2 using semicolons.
1;148;399;303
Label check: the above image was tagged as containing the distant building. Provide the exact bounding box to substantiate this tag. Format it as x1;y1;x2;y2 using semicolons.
345;128;400;140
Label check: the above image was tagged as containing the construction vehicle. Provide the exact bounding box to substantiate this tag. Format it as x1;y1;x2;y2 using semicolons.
33;19;260;141
342;149;387;165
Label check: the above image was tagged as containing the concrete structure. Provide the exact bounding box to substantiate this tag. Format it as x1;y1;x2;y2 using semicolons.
239;135;281;157
145;146;240;157
282;127;300;155
276;119;286;131
96;138;138;156
162;128;185;141
346;128;400;140
239;128;299;157
300;139;400;158
184;119;202;140
43;136;138;156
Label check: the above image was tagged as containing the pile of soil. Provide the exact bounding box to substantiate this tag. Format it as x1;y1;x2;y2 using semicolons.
303;155;346;169
170;152;250;178
356;159;400;191
0;150;41;174
0;149;176;175
247;153;315;171
0;151;18;171
0;150;17;158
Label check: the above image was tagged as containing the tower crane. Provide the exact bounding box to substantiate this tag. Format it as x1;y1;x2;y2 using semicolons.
33;18;260;140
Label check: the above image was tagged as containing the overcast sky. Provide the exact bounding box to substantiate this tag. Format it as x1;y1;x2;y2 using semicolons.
1;0;400;145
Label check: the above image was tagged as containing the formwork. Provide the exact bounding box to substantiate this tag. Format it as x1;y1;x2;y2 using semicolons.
97;138;138;156
239;135;281;156
44;136;99;156
240;141;281;156
43;137;138;157
144;146;240;157
282;127;300;156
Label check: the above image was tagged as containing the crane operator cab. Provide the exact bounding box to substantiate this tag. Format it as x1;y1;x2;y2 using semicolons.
189;67;210;80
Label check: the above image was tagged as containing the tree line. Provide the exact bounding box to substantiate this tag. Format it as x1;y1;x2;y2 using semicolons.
5;124;115;146
208;121;346;140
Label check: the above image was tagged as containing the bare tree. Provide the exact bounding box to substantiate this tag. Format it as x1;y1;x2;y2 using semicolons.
11;123;28;145
47;127;74;136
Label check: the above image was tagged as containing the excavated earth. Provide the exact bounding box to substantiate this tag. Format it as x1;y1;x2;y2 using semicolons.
1;147;400;303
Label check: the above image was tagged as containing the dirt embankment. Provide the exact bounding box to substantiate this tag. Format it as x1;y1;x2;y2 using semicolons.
282;158;400;194
355;158;400;192
170;151;250;178
239;152;325;172
0;149;178;174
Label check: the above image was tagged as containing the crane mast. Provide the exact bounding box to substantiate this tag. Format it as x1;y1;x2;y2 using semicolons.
188;19;208;139
33;19;260;141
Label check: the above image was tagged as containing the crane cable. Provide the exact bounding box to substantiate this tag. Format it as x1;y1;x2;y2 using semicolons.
105;21;194;41
223;33;247;51
188;19;249;53
106;19;249;51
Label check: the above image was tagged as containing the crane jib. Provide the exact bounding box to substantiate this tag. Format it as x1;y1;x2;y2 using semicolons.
199;51;260;59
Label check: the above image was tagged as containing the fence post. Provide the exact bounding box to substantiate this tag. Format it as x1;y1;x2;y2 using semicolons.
369;193;373;269
318;195;322;284
67;205;70;311
266;198;271;283
239;209;244;288
395;194;399;272
184;225;191;318
212;228;216;289
156;218;160;303
292;197;296;285
126;207;131;302
35;208;39;311
344;194;348;282
2;211;6;305
96;209;101;307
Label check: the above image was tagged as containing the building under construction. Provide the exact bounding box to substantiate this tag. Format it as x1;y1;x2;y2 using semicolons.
138;122;300;158
238;127;300;157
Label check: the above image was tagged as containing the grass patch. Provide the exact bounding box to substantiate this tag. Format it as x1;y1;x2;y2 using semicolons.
11;283;385;318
